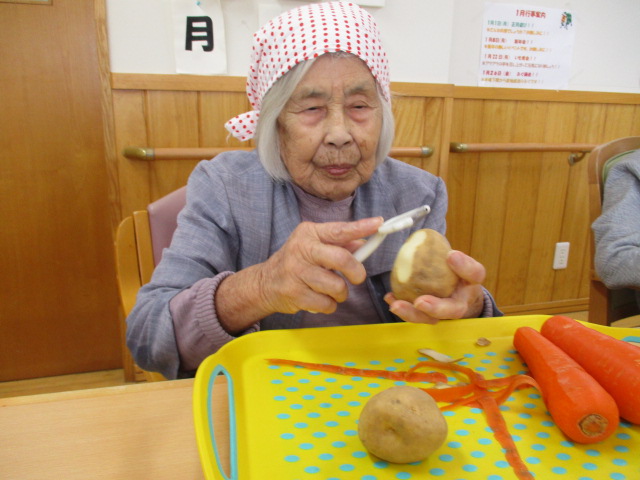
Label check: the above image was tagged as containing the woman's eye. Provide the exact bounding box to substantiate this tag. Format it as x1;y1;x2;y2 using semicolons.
350;105;372;118
298;106;319;114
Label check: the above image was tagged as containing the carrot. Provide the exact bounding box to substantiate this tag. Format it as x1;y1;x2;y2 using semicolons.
513;326;619;444
540;314;640;425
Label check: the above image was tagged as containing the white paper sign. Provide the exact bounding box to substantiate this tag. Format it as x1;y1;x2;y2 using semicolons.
171;0;227;75
479;3;575;89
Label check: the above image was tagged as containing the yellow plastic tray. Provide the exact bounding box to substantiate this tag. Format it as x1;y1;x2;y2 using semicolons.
193;315;640;480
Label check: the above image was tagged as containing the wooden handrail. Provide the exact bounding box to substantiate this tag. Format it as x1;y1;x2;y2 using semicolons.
122;147;249;160
122;146;434;161
450;142;596;165
450;142;595;153
390;146;434;158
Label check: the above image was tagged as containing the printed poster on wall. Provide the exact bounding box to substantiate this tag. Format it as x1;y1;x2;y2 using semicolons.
171;0;227;75
479;3;575;89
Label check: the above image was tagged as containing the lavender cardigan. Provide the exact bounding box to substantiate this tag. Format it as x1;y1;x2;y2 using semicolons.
126;150;500;378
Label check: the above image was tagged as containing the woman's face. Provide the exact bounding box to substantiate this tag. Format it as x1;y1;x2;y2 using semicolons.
277;55;383;202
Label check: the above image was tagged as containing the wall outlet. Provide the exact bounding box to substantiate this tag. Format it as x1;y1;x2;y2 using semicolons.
553;242;570;270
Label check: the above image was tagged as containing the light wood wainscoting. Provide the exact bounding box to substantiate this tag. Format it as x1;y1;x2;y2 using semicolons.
106;73;640;317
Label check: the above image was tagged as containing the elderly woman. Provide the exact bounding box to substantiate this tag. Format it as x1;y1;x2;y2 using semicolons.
127;2;501;379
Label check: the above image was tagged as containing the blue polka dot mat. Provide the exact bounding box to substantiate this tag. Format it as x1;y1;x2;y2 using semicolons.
194;316;640;480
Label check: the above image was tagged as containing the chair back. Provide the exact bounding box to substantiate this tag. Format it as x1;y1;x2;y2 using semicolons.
587;136;640;325
147;186;187;266
114;187;187;381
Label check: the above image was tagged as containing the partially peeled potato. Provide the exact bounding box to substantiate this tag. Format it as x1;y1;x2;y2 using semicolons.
391;229;459;302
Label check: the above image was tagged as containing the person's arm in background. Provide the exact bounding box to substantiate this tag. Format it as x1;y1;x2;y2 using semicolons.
593;151;640;290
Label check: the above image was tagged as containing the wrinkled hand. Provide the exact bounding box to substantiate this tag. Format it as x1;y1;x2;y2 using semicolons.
258;217;383;315
384;250;486;324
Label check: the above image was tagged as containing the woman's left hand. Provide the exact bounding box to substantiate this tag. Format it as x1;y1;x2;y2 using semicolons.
384;250;486;324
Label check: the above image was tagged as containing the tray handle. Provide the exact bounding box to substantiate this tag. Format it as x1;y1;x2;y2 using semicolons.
193;365;238;480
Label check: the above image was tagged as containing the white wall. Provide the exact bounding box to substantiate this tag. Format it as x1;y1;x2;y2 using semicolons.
106;0;640;94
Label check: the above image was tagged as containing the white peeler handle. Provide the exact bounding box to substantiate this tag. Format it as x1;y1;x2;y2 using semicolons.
353;205;430;262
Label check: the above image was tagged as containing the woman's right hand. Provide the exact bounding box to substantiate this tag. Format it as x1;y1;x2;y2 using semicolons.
214;216;382;333
258;217;383;314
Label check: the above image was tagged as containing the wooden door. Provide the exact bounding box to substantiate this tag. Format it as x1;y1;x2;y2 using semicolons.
0;0;121;380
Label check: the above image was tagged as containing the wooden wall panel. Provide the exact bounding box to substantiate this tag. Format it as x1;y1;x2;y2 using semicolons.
447;100;483;253
602;105;639;138
115;89;255;211
392;96;443;174
570;101;608;304
420;98;446;176
495;102;547;307
145;91;201;197
450;100;583;312
199;91;252;147
108;74;640;316
447;98;640;313
113;91;150;217
532;103;580;306
146;91;200;147
555;158;589;301
467;101;520;297
523;153;572;307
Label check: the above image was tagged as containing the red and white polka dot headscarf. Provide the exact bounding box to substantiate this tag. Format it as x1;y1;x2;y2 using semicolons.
225;1;390;141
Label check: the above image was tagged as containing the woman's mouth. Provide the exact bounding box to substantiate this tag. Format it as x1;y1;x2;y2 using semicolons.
323;164;354;176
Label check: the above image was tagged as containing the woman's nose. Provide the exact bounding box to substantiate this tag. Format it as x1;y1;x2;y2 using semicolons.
325;110;353;147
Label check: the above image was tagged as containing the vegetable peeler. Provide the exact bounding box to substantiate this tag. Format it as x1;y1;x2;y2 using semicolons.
353;205;431;262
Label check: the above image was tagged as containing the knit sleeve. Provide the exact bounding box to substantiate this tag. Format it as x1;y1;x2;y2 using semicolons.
170;272;260;373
